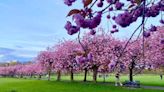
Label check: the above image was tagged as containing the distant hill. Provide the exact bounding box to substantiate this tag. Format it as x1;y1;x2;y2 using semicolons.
0;54;34;63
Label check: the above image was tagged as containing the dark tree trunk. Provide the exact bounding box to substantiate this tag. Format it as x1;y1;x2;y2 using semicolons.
129;67;133;82
93;66;98;82
48;69;51;81
38;74;42;80
129;59;135;82
30;74;33;78
57;70;61;81
20;74;23;78
70;68;74;81
10;73;14;78
83;68;88;82
160;74;163;80
103;74;106;82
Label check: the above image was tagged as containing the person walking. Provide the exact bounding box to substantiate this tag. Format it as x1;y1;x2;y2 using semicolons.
115;73;122;86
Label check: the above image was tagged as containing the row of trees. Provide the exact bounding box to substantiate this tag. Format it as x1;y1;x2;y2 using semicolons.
0;26;163;82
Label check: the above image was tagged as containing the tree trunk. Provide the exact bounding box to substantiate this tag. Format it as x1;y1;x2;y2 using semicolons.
11;74;14;78
93;66;98;82
103;74;106;82
38;74;42;80
83;68;88;82
70;68;74;81
48;69;51;81
129;67;133;82
129;60;135;82
30;74;33;78
57;70;61;81
20;74;23;78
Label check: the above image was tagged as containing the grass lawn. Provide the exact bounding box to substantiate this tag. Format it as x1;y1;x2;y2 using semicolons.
0;78;164;92
48;74;164;87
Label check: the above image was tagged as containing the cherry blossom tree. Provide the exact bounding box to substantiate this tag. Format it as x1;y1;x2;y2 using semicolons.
63;0;164;75
52;40;80;81
81;30;119;82
144;26;164;71
36;48;55;81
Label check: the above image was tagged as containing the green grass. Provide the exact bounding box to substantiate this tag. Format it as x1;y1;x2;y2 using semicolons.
0;74;164;92
48;74;164;87
0;78;164;92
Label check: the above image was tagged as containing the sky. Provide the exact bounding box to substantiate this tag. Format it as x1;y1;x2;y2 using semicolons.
0;0;162;62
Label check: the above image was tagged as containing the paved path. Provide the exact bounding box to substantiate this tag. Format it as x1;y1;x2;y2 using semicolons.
98;82;164;90
141;85;164;90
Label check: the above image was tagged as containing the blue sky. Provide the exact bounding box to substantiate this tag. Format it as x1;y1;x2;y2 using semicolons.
0;0;162;62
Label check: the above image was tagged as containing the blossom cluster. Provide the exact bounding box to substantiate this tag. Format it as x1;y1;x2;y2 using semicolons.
63;0;163;37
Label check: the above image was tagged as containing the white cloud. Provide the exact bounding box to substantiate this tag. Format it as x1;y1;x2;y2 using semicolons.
0;55;4;58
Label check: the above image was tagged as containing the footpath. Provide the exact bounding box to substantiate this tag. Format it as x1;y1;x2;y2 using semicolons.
141;85;164;90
